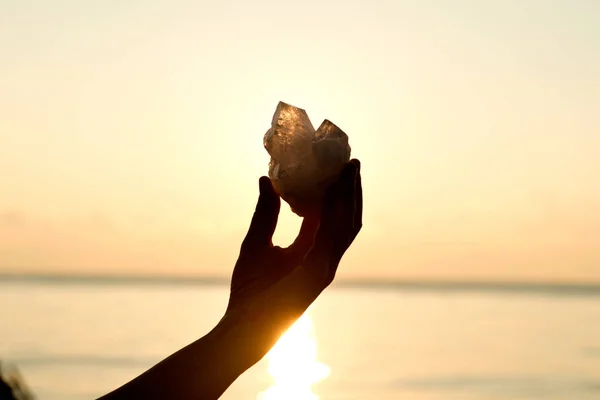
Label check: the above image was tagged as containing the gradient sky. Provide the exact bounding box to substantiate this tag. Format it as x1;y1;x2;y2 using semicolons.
1;0;599;282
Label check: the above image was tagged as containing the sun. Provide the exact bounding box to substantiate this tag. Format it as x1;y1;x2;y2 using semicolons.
257;314;330;400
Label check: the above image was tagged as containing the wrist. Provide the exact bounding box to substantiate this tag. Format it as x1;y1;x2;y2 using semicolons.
218;305;293;370
210;310;267;373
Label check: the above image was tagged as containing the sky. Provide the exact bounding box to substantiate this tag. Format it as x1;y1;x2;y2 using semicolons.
0;0;599;282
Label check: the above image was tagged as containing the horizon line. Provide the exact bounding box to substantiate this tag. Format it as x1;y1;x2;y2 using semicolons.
1;271;600;295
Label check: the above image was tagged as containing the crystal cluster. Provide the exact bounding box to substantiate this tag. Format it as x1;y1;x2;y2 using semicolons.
264;102;351;216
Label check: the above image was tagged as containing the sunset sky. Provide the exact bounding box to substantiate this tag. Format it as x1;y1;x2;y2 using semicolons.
1;0;599;282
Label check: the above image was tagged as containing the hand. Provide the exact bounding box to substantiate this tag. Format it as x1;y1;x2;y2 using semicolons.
225;159;362;360
98;160;362;400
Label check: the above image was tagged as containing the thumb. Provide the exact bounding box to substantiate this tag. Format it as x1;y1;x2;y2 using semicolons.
241;177;280;250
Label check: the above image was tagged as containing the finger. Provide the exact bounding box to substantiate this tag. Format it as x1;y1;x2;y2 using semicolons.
351;159;362;243
329;162;358;278
304;179;341;264
241;177;280;251
304;162;356;276
337;161;357;243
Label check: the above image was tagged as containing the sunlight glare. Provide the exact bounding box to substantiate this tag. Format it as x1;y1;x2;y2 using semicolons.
257;314;330;400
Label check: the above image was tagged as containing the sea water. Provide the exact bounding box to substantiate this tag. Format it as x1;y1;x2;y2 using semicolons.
1;279;599;400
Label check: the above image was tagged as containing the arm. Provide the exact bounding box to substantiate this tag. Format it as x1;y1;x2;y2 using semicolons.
100;159;362;400
100;313;250;400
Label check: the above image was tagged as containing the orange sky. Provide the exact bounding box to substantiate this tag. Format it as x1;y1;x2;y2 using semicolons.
1;0;599;282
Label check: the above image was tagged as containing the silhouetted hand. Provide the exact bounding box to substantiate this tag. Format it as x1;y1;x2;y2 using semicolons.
99;159;362;400
225;159;362;361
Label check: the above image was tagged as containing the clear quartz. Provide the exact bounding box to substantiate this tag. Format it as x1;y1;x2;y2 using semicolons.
264;101;351;216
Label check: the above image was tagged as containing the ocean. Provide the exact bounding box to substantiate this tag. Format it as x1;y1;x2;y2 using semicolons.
1;278;599;400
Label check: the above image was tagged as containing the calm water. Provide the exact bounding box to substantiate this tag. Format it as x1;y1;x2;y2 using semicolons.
1;280;600;400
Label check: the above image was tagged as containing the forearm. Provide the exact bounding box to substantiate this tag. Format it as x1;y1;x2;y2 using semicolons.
100;266;323;400
99;313;261;400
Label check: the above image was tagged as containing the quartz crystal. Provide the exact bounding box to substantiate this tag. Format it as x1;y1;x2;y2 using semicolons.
264;101;351;216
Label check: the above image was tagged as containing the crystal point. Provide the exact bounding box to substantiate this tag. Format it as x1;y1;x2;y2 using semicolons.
263;102;351;216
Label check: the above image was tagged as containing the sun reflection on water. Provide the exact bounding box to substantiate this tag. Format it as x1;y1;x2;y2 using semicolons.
257;314;330;400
